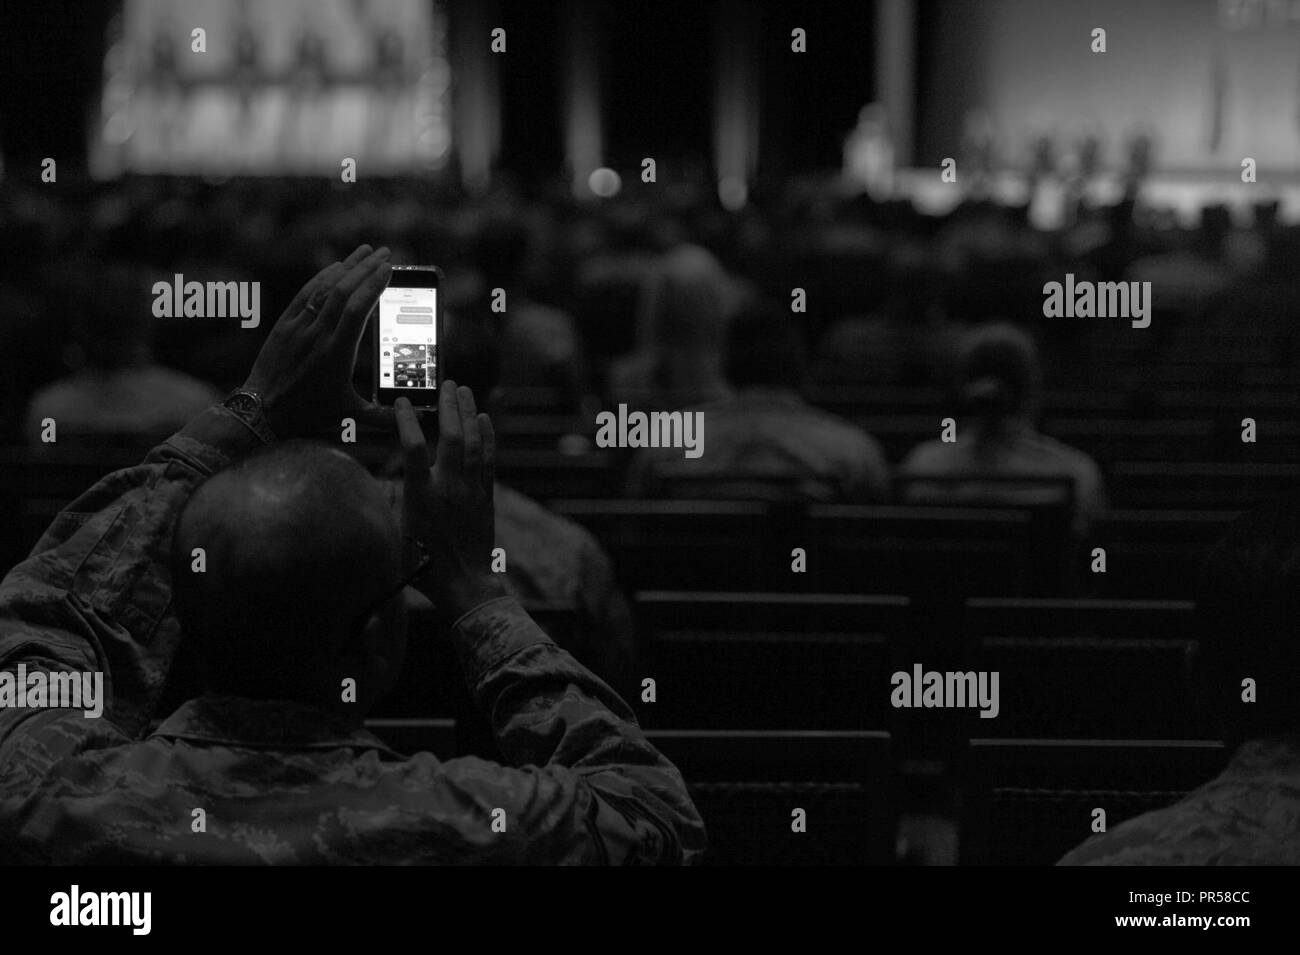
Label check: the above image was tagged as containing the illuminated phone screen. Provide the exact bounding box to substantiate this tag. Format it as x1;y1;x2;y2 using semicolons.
378;284;437;392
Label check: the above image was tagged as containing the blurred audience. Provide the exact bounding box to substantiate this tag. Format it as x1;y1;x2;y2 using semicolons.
23;261;220;448
628;302;890;502
607;244;737;412
2;159;1299;867
899;322;1106;534
472;212;591;414
813;242;961;387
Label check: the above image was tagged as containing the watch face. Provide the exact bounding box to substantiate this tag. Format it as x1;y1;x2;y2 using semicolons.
226;392;261;416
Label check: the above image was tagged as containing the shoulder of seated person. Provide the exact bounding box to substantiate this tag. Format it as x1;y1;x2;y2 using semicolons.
775;401;886;454
1021;430;1099;469
494;481;541;518
27;376;81;410
898;440;952;471
137;364;221;393
497;482;600;549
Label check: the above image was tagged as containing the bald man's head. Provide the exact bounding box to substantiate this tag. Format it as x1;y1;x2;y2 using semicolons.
172;441;405;708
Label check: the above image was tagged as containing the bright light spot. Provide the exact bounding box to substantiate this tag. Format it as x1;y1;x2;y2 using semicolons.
718;175;748;211
588;167;621;198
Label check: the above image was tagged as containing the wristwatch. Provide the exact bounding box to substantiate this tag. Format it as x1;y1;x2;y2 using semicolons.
221;389;277;445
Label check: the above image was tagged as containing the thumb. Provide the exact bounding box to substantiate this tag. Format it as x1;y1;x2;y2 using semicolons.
347;394;409;433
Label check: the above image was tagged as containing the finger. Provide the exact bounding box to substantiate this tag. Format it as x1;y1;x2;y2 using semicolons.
316;249;385;319
458;385;482;476
395;397;432;480
340;244;373;270
433;379;463;483
335;257;393;347
316;247;390;327
301;261;350;318
348;395;398;432
283;260;344;320
478;412;496;493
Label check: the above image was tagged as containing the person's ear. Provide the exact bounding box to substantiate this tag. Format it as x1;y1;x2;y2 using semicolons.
359;611;393;677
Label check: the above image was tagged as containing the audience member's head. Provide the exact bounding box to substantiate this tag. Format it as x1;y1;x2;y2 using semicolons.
635;244;731;353
172;441;407;720
1196;496;1300;746
954;322;1042;429
723;302;807;393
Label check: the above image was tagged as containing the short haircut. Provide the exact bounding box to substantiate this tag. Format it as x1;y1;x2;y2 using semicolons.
636;244;730;349
955;322;1041;421
171;440;399;699
1196;495;1300;741
724;302;806;391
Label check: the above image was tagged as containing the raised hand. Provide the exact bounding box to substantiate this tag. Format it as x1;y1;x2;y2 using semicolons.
242;244;394;438
394;382;505;617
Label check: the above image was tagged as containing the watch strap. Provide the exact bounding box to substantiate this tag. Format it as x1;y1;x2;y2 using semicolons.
222;390;276;445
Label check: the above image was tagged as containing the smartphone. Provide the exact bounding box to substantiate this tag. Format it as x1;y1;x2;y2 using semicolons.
373;265;443;407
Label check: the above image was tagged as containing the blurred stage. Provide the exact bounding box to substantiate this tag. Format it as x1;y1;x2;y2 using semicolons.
91;0;451;178
895;167;1300;227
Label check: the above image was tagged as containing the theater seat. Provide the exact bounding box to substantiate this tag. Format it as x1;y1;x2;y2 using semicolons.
974;637;1200;738
1109;462;1300;509
805;384;945;417
492;413;592;451
960;738;1227;865
964;597;1204;738
550;499;772;590
1090;509;1238;598
646;729;895;865
964;597;1195;641
636;591;909;729
1043;419;1216;465
495;449;620;500
806;504;1044;597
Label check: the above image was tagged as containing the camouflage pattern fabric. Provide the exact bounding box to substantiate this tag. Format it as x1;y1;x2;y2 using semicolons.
1058;739;1300;865
0;406;705;864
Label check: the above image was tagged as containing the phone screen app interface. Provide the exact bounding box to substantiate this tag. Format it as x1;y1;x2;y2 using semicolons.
379;285;437;390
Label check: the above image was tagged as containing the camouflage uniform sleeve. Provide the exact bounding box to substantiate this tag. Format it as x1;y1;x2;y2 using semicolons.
448;596;707;864
0;406;265;753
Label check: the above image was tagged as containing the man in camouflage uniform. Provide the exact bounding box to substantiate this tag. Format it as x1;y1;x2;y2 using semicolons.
0;245;705;864
1060;497;1300;865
